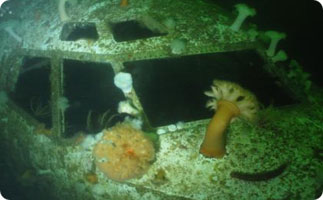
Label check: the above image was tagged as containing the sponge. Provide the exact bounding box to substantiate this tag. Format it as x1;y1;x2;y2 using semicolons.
93;123;155;181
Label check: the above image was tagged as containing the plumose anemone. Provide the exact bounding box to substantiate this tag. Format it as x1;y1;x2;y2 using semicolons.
200;80;259;158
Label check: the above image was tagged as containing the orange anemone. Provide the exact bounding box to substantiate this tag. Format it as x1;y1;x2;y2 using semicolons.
120;0;128;7
200;80;259;158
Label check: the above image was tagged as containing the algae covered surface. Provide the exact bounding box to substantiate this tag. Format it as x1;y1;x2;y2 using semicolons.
2;97;322;199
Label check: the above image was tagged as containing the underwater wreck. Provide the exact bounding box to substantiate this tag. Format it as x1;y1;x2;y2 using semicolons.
0;0;322;199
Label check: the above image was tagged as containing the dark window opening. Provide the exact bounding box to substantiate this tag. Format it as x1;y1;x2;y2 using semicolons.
11;57;52;128
63;60;125;137
60;22;99;41
110;20;167;42
124;50;297;127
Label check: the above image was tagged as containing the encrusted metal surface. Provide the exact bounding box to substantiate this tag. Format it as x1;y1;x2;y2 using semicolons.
0;0;322;200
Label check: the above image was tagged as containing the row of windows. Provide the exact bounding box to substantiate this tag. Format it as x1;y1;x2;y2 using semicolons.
11;51;296;137
60;20;166;42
